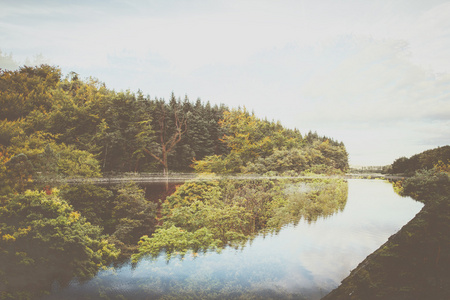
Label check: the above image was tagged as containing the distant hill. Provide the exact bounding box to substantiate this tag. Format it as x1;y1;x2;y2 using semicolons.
390;145;450;174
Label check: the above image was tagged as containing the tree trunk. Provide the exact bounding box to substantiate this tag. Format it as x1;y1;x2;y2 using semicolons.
143;98;187;191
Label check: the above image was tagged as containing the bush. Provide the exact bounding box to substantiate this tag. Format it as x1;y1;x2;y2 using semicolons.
0;190;119;298
401;169;450;202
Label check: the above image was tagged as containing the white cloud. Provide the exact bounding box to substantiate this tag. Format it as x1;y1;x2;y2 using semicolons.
1;0;450;165
406;2;450;72
301;39;450;123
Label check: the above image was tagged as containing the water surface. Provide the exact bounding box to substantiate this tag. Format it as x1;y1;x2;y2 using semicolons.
44;179;423;299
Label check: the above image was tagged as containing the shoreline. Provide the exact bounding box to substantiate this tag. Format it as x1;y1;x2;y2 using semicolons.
38;172;407;185
321;193;450;299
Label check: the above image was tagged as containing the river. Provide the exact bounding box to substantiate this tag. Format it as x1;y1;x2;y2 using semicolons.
42;179;423;299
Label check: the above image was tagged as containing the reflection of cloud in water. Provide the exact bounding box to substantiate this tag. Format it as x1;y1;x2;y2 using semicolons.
286;180;423;294
45;179;423;300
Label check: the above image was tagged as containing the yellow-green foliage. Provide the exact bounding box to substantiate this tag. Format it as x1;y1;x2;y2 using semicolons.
0;151;12;195
55;144;101;177
268;179;348;227
392;180;404;195
192;155;228;173
0;129;102;195
0;190;119;298
132;226;221;262
8;130;101;178
390;145;450;175
135;178;348;261
59;182;158;253
434;160;450;174
192;108;348;175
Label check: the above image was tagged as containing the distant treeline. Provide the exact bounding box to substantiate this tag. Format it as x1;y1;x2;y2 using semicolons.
349;165;390;174
390;145;450;175
0;64;348;192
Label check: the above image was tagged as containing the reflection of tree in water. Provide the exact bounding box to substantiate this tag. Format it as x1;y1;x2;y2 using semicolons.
133;178;348;262
273;179;348;225
94;178;348;300
0;179;347;298
0;191;119;299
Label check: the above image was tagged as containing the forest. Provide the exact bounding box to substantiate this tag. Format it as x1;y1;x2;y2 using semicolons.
0;65;349;299
390;145;450;175
0;65;348;183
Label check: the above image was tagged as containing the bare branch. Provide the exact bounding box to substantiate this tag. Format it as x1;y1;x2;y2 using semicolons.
143;148;164;166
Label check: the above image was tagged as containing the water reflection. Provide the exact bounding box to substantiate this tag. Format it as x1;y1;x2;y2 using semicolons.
133;178;348;261
41;179;423;299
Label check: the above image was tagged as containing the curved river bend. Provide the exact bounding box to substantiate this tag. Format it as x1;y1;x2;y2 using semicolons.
44;179;423;300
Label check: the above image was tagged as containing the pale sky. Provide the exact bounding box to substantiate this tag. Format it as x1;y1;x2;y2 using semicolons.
1;0;450;166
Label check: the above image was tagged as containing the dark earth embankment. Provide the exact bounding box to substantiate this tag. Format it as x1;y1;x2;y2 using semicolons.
322;178;450;300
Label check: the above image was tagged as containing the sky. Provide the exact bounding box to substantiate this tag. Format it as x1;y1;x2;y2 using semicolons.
1;0;450;166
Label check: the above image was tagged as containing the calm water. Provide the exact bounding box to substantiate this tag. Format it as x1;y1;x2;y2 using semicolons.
44;179;423;300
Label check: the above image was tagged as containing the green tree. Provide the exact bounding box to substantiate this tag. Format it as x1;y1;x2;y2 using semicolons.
193;108;348;174
4;153;34;193
59;184;114;230
0;190;119;298
143;95;188;175
60;183;158;254
390;146;450;175
109;183;158;247
0;150;12;195
0;65;61;121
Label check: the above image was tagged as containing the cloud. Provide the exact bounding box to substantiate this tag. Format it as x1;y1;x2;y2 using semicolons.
406;2;450;73
301;39;450;123
1;0;450;165
2;0;450;75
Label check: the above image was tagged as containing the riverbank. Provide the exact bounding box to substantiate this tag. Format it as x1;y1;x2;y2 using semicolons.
322;189;450;299
44;172;406;185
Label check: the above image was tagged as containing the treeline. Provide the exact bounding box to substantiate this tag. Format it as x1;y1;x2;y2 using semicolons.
390;145;450;175
0;65;229;180
193;109;348;175
0;64;348;192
